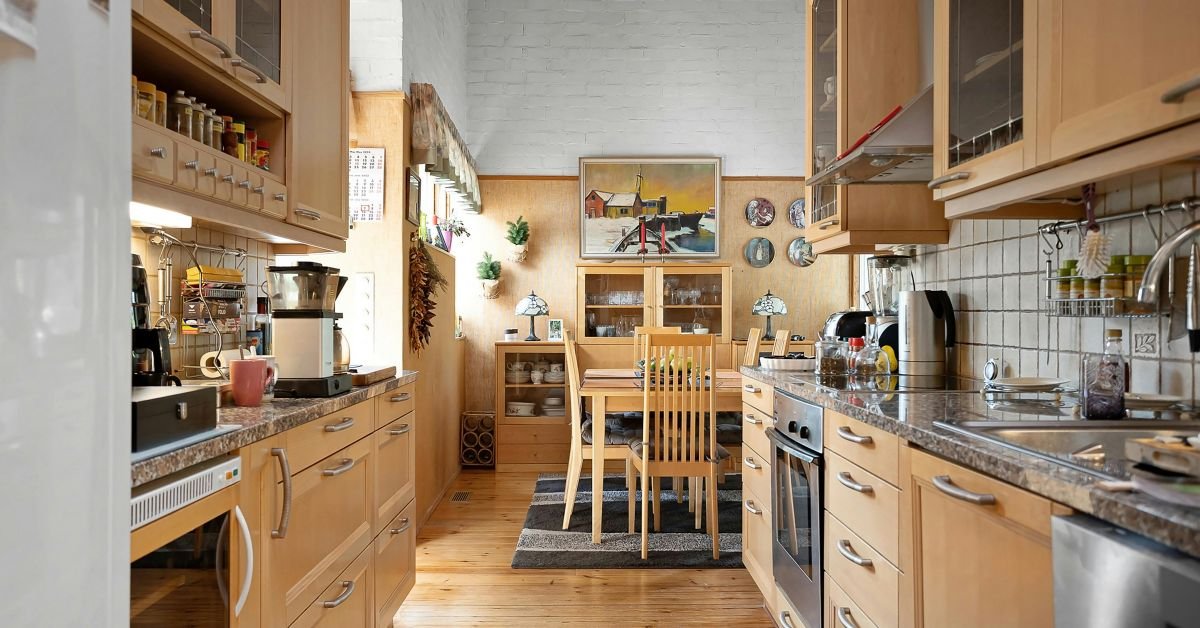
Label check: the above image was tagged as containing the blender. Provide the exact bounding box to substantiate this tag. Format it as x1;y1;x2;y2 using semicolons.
865;254;912;353
268;261;352;397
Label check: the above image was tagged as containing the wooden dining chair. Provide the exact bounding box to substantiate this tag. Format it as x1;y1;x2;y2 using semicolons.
633;326;687;510
742;328;763;366
561;332;638;530
628;333;725;560
771;329;791;357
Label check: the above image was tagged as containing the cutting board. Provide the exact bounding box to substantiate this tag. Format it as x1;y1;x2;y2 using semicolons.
351;365;397;386
1126;438;1200;477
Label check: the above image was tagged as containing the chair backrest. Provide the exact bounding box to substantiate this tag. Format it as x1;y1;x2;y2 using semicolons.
633;325;681;365
742;328;763;366
641;333;716;465
771;329;791;357
564;331;583;432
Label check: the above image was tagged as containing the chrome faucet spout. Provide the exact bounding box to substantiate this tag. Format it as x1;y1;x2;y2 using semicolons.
1139;219;1200;304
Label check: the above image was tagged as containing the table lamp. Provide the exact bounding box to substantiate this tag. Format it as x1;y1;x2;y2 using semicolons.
751;290;787;340
515;290;550;341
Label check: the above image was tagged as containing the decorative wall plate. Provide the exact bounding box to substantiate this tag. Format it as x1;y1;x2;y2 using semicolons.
787;198;806;228
787;237;816;267
744;237;775;267
745;198;775;227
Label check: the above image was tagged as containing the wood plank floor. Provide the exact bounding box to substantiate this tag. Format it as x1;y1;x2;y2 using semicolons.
393;470;774;627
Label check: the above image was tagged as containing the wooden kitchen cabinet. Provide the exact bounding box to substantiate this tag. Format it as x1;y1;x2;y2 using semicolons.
1034;0;1200;166
373;413;415;536
285;0;350;239
909;448;1055;628
374;501;417;628
291;545;375;628
576;263;732;343
803;0;947;254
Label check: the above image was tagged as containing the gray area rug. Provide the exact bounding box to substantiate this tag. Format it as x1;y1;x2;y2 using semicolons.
511;472;744;569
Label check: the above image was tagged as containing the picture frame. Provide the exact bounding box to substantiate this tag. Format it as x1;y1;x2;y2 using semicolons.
547;319;564;342
406;168;421;226
579;157;722;259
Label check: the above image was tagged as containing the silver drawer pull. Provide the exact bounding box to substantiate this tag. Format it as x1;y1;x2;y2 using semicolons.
744;456;761;470
321;580;355;608
221;174;234;183
230;58;270;84
270;448;292;539
273;192;286;202
836;606;858;628
237;180;252;189
742;384;760;393
389;518;411;535
1161;75;1200;103
390;392;411;402
252;185;264;195
388;423;411;436
836;471;873;494
780;611;797;628
817;219;840;230
743;500;762;516
745;413;762;425
203;167;219;177
295;207;322;221
836;425;872;445
927;171;970;190
184;160;199;170
932;474;996;505
836;539;873;568
321;458;355;477
324;417;355;432
149;147;167;158
188;29;233;58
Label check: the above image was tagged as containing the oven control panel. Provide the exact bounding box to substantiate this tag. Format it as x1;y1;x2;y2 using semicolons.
773;390;824;452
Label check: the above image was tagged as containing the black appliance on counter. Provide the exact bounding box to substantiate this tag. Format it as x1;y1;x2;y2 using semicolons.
132;253;181;387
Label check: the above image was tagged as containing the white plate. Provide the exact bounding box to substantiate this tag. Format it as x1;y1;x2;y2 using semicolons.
990;377;1070;392
1125;393;1184;410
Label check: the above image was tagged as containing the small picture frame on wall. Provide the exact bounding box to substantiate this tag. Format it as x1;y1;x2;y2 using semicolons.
406;168;421;226
547;319;564;342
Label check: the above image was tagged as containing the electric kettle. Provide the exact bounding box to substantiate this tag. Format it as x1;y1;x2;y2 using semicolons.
898;290;956;376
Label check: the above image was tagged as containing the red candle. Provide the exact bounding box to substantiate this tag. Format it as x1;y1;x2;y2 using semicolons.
640;221;646;250
660;223;667;253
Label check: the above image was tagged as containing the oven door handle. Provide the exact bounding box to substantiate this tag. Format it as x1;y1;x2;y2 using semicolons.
768;428;820;464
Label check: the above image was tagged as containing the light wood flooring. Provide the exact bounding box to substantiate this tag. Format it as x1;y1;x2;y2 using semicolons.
393;470;774;627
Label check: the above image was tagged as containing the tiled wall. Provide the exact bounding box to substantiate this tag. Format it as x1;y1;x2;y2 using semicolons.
130;226;275;378
908;166;1200;398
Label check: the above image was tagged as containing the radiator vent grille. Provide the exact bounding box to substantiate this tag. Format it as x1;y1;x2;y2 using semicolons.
450;491;471;503
131;457;240;530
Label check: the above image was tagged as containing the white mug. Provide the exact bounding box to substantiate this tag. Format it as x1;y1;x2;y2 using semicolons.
531;370;544;384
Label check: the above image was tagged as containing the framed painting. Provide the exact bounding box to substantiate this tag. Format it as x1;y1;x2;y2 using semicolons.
579;157;722;259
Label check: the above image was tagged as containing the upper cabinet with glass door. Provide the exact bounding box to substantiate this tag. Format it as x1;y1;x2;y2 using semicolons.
134;0;289;111
930;0;1037;204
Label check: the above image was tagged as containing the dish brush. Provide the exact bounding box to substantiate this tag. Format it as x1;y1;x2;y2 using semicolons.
1077;183;1110;278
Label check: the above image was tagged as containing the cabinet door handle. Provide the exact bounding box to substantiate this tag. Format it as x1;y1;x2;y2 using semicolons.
390;392;411;402
322;457;356;477
817;219;840;230
744;456;761;470
836;606;858;628
321;580;355;608
184;160;199;170
270;448;292;539
836;471;873;494
779;611;797;628
233;505;254;617
324;417;355;432
927;172;970;189
744;500;762;515
836;539;873;568
273;192;286;202
203;167;219;177
230;58;270;84
295;207;322;221
742;384;760;393
389;423;412;436
932;474;996;505
745;413;762;425
1161;75;1200;103
149;147;167;158
389;518;411;535
188;29;233;58
836;425;873;445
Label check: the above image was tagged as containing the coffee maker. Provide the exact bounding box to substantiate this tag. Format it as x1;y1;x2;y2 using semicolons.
268;261;352;397
132;254;180;387
898;290;957;376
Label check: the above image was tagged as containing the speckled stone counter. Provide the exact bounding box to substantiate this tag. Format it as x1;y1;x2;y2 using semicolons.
132;371;419;488
742;367;1200;557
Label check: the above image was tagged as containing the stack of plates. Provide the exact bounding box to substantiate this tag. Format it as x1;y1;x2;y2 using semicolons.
985;377;1070;393
542;407;566;417
544;370;565;384
505;371;532;384
1125;393;1184;411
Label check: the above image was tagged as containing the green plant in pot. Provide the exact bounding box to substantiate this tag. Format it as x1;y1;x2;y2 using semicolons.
505;215;530;262
477;252;502;299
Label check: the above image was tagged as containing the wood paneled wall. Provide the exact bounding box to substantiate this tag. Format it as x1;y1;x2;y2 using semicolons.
457;176;853;412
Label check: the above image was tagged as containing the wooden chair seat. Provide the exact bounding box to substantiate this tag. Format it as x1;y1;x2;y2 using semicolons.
629;440;731;462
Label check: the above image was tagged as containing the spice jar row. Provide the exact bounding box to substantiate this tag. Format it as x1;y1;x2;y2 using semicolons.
132;75;271;172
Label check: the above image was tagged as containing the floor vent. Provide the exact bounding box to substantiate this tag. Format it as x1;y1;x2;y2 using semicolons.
450;491;471;503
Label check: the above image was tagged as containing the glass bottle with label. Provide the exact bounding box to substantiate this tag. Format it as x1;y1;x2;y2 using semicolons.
167;91;193;138
1081;329;1126;420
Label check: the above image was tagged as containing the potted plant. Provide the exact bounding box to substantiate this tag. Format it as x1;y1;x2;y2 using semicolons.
477;252;502;299
505;215;530;262
434;216;470;252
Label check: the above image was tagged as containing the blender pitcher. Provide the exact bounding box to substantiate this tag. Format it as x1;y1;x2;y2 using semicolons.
866;254;914;318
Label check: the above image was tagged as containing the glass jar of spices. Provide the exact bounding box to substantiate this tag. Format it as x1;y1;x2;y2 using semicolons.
135;81;156;122
255;140;270;170
245;127;257;164
1070;277;1085;299
155;91;167;127
1124;255;1150;298
167;91;193;138
1101;259;1125;299
232;121;247;161
1083;278;1101;299
1055;268;1072;299
221;116;239;158
191;101;208;144
208;109;221;149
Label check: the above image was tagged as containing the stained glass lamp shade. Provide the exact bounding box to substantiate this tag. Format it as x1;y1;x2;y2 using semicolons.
514;290;550;341
751;290;787;340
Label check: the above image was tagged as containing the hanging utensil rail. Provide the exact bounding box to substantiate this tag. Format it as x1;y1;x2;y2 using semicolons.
1038;197;1200;235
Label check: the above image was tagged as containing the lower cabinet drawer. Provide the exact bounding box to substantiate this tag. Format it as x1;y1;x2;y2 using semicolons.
267;437;374;625
741;402;772;462
376;383;415;428
374;500;417;628
774;584;805;628
291;544;374;628
741;444;772;510
373;413;415;536
824;513;899;627
131;123;174;184
288;400;374;474
825;451;900;566
825;573;878;628
741;484;773;600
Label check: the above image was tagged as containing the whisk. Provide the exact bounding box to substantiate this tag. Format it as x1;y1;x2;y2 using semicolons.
1077;183;1110;278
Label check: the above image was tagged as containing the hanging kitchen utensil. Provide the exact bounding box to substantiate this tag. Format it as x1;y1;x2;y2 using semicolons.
1077;183;1110;278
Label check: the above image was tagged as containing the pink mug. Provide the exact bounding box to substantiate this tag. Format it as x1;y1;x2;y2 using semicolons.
231;358;274;407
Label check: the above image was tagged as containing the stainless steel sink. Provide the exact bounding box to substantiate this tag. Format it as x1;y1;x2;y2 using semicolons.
934;420;1200;480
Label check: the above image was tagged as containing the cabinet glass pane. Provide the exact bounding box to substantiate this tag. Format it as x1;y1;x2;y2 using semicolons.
947;0;1023;167
810;0;838;175
583;274;646;338
502;352;566;418
130;511;230;626
236;0;282;83
662;273;722;335
166;0;212;32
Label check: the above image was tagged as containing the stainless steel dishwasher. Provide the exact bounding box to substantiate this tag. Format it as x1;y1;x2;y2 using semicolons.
1053;514;1200;627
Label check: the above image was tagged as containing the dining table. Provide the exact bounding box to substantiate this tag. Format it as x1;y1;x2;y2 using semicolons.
577;368;746;544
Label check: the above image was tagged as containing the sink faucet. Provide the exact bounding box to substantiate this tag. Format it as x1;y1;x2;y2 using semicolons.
1138;216;1200;305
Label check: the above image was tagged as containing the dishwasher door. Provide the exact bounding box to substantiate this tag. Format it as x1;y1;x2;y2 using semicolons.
1053;515;1200;628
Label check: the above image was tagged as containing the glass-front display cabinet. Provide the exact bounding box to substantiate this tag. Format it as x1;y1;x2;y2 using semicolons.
807;0;841;233
655;266;730;339
578;266;654;343
493;342;571;470
576;263;732;344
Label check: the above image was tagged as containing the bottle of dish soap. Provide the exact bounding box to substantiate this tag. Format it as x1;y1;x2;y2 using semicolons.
1081;329;1126;419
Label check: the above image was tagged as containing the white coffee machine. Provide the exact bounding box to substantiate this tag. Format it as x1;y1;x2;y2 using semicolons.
268;262;352;397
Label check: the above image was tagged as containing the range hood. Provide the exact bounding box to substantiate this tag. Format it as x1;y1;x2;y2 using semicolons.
807;85;933;186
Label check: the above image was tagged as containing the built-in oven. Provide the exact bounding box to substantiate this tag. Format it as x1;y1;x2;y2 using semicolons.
770;390;825;628
130;455;252;627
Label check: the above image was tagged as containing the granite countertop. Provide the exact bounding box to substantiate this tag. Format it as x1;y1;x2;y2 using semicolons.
741;367;1200;558
132;371;419;488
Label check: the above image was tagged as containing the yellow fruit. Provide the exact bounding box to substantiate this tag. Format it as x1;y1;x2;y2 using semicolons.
881;345;898;372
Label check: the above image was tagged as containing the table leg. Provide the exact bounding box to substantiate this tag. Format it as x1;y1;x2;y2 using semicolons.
592;395;606;544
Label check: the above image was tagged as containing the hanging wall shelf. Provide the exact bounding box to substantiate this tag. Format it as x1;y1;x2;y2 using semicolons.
410;83;482;213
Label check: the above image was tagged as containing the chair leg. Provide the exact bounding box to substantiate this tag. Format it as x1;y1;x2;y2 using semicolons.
626;458;636;534
694;476;703;530
674;476;684;503
708;465;720;560
687;477;697;513
652;476;662;532
640;464;650;560
562;447;582;530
